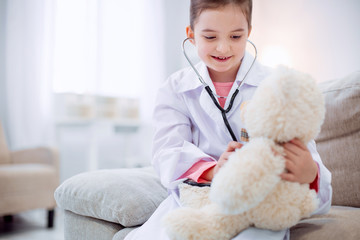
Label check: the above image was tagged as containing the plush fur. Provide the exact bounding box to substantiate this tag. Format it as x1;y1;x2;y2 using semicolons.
163;66;325;240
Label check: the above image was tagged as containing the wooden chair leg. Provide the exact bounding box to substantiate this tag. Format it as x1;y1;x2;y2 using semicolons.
47;209;55;228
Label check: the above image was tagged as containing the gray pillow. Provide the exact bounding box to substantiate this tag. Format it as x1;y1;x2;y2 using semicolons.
54;167;168;227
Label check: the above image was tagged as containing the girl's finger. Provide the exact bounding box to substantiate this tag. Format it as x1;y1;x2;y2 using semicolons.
290;138;307;151
283;142;300;156
283;148;297;163
280;173;296;182
226;141;243;152
219;152;232;162
284;160;297;173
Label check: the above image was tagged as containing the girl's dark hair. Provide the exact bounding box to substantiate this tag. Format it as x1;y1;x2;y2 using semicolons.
190;0;252;30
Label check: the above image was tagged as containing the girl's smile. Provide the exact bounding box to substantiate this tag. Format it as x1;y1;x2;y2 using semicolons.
212;56;232;62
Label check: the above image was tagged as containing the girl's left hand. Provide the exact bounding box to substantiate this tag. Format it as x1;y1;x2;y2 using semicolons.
280;139;318;184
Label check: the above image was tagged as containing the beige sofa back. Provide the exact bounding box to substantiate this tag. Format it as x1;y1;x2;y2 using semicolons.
315;71;360;207
0;122;10;164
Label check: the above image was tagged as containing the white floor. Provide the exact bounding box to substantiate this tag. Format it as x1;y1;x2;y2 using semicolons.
0;208;64;240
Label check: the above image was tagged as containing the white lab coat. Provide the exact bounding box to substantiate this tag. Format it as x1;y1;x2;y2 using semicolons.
125;52;332;240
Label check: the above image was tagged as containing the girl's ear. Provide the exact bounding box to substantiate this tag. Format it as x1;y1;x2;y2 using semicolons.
186;25;195;45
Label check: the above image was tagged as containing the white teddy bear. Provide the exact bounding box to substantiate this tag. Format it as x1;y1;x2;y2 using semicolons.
163;66;325;240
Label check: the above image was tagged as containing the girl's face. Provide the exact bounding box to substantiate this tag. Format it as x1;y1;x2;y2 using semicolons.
187;4;251;81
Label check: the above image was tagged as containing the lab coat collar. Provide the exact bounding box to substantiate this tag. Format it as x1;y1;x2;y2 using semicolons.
177;62;208;93
234;51;262;87
176;51;267;142
178;51;261;93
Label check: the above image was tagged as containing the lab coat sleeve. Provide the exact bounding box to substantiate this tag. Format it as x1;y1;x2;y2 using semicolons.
178;160;217;183
152;79;216;190
307;140;332;215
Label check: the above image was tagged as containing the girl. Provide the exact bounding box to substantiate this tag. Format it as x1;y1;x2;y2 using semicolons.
125;0;332;239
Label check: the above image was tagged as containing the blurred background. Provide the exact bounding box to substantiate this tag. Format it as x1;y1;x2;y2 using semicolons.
0;0;359;183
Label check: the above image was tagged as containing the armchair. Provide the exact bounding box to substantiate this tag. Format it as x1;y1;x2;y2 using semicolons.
0;122;59;228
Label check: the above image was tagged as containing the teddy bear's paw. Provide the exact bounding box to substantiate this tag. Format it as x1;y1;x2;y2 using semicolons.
300;189;319;218
163;208;212;240
163;204;249;240
278;181;319;219
246;182;318;231
179;183;211;209
210;139;283;214
246;191;302;230
247;203;302;230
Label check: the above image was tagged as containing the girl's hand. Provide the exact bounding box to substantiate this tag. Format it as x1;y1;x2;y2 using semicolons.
280;139;318;184
202;141;243;181
214;141;243;175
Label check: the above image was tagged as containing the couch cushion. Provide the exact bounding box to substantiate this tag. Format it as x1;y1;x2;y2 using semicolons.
54;167;168;227
64;210;124;240
315;71;360;207
290;206;360;240
113;227;138;240
0;122;10;164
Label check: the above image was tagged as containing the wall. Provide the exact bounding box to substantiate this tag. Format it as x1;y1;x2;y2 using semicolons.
163;0;190;77
162;0;360;82
250;0;360;82
0;0;9;138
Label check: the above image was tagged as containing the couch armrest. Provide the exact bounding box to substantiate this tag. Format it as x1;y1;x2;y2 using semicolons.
10;147;59;169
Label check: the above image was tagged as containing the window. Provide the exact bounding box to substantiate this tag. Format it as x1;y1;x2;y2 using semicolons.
52;0;165;122
53;0;148;98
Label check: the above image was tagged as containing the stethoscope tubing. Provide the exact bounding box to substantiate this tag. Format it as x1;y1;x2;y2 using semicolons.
182;38;258;142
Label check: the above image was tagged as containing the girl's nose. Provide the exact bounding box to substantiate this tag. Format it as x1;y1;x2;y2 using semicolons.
216;40;230;53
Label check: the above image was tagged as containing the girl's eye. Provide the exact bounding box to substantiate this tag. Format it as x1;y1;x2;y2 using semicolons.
204;36;216;40
231;35;242;39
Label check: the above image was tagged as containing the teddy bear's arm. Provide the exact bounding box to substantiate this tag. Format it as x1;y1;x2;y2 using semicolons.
210;138;285;214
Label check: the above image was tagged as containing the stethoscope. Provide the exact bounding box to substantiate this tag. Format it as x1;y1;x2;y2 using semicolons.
182;38;258;142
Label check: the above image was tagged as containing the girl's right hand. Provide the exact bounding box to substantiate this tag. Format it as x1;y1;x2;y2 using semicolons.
214;141;243;175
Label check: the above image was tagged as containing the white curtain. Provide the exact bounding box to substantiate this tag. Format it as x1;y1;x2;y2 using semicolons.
3;0;165;150
52;0;165;121
4;0;56;150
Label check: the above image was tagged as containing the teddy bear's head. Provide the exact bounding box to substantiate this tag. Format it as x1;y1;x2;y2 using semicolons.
242;66;325;143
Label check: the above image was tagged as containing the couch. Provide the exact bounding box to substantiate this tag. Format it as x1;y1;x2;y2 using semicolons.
54;71;360;239
0;121;60;228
